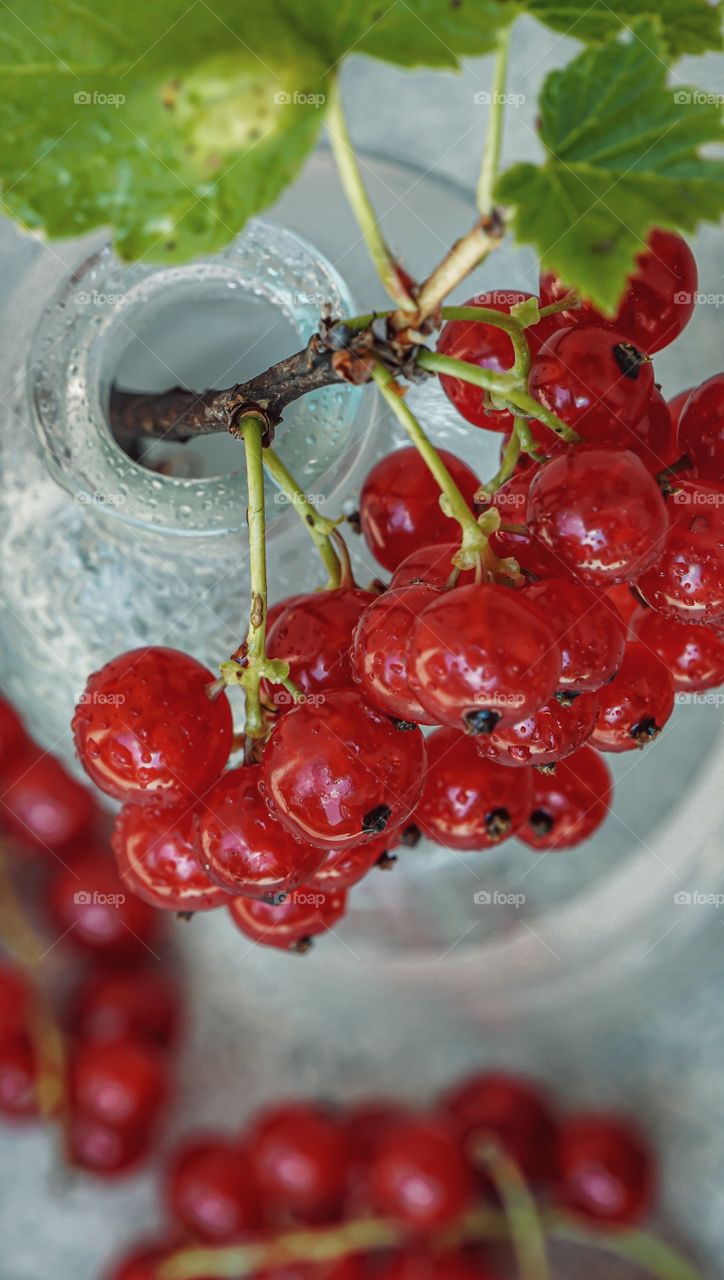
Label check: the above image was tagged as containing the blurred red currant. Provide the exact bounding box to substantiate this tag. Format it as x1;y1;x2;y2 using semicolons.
370;1116;473;1230
590;642;675;752
0;698;28;778
416;728;533;849
555;1114;654;1225
1;749;96;853
246;1103;351;1221
67;1113;152;1177
0;1037;37;1119
359;447;479;572
47;853;161;967
166;1137;261;1241
0;964;30;1045
69;970;180;1050
70;1039;169;1131
443;1072;557;1184
520;746;612;850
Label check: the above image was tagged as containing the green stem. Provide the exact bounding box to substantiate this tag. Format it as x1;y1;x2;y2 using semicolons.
240;414;268;740
537;289;580;320
504;386;580;444
476;22;513;215
262;446;341;589
478;418;522;499
440;305;530;378
327;76;415;311
416;349;516;395
478;1143;551;1280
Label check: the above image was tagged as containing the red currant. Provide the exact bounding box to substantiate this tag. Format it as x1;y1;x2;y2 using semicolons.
437;290;558;432
352;585;440;724
668;387;693;432
264;588;376;709
0;964;30;1046
166;1137;260;1241
636;478;724;623
488;472;564;580
520;745;612;850
369;1116;473;1230
590;642;675;752
408;584;562;734
481;692;599;770
343;1099;412;1163
1;748;96;853
524;578;626;691
47;852;161;967
0;697;28;778
529;326;654;445
602;583;640;629
228;886;347;953
246;1102;351;1221
70;1038;169;1132
554;1114;654;1225
415;728;533;849
624;388;678;474
359;447;479;572
261;689;426;849
113;804;232;912
67;1112;152;1176
443;1072;557;1184
631;606;724;691
196;765;324;898
309;834;393;892
390;544;476;590
69;970;180;1050
677;373;724;483
527;448;669;585
73;647;233;808
0;1037;37;1119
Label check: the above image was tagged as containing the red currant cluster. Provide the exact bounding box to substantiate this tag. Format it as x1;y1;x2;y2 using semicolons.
70;227;724;955
0;695;180;1174
106;1070;657;1280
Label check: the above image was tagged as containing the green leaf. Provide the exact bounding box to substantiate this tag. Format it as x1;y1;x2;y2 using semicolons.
353;0;520;68
527;0;723;58
497;21;724;312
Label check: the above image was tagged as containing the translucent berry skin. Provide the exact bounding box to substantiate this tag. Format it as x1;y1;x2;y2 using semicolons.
196;765;324;898
481;692;599;769
677;373;724;482
70;1039;169;1132
415;728;533;850
309;834;392;892
352;585;440;724
636;479;724;623
603;583;640;630
444;1072;557;1184
47;853;161;967
529;326;654;444
554;1114;654;1225
540;229;697;354
228;886;347;952
0;1038;37;1119
69;971;180;1050
0;698;28;778
624;388;678;475
166;1137;261;1241
436;290;558;432
264;588;376;709
391;544;476;590
1;749;96;853
261;689;427;850
489;472;563;580
631;606;724;691
524;578;626;691
408;585;562;734
590;642;675;752
246;1103;351;1220
520;745;612;851
113;804;231;911
526;448;669;586
359;446;480;572
72;647;233;808
369;1117;473;1230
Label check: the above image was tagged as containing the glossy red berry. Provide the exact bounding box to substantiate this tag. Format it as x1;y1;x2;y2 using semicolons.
47;853;161;967
166;1137;260;1241
196;765;324;898
555;1114;654;1225
352;585;440;724
520;745;612;850
359;447;479;572
590;643;675;752
488;471;564;580
624;388;678;474
437;290;558;432
602;583;640;630
631;607;724;691
72;647;233;808
524;578;626;691
0;698;28;778
481;692;599;769
391;544;476;590
113;804;231;912
677;373;724;482
0;1037;37;1119
309;834;393;892
264;588;376;709
527;448;669;585
369;1116;473;1230
415;728;533;849
246;1103;351;1220
67;1113;151;1176
444;1072;557;1184
261;689;426;849
529;326;654;445
668;387;694;432
636;479;724;623
0;748;96;853
69;970;180;1050
229;886;347;953
540;229;697;354
70;1039;169;1132
408;585;562;734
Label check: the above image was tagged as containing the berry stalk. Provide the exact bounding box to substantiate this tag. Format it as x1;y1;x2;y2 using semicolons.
262;445;342;589
478;1140;552;1280
476;21;514;216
